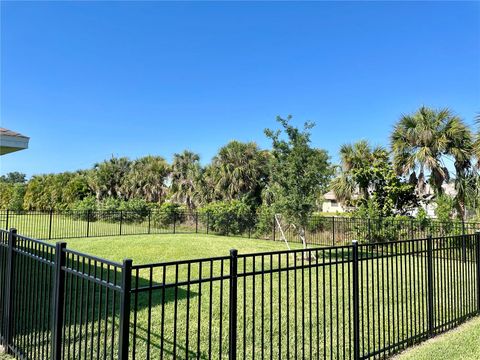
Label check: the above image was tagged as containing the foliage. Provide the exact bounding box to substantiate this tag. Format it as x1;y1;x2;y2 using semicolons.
23;172;92;210
170;151;202;211
151;202;186;227
0;182;26;211
70;196;150;223
0;172;27;184
434;195;455;233
204;141;270;207
89;156;131;200
122;156;169;203
390;106;473;209
265;116;332;232
199;200;255;235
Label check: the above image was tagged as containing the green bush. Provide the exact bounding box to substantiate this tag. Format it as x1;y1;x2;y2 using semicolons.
151;203;186;227
199;200;254;235
253;205;275;238
69;197;150;223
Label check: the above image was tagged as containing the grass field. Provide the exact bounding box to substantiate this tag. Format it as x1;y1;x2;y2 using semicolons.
4;233;478;359
394;316;480;360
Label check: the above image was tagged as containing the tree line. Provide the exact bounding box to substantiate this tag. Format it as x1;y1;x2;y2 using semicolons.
1;107;479;226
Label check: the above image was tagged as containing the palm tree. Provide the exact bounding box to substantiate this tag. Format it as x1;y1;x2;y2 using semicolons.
474;115;480;167
391;107;471;193
391;106;473;219
170;151;202;211
331;140;388;203
122;156;170;203
209;141;269;205
89;157;131;200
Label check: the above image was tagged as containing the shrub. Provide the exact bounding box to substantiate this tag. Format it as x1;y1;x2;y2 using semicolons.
151;203;186;227
199;200;254;235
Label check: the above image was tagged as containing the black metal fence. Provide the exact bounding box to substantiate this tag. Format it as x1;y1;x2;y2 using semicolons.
0;228;131;360
1;209;480;245
2;227;479;359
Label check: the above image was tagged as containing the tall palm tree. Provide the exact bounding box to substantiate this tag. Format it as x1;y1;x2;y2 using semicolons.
391;106;474;219
209;141;269;205
474;115;480;167
90;157;131;200
391;107;471;194
170;151;202;211
122;156;170;203
331;140;388;202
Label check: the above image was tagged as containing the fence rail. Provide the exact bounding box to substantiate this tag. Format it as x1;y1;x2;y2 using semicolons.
1;209;480;245
1;228;479;359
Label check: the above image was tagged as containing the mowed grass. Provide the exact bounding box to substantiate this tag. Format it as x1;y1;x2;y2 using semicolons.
47;233;301;263
393;316;480;360
43;234;478;359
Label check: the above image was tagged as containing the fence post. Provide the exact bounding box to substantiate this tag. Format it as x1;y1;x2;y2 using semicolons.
148;210;151;235
118;258;133;360
119;210;123;236
273;216;276;241
51;242;67;360
49;209;54;240
4;228;17;354
228;249;238;360
173;212;176;234
86;210;91;238
476;231;480;313
195;211;198;234
427;234;434;337
206;213;210;235
352;240;360;360
5;209;9;230
332;217;335;246
368;218;371;242
410;218;414;239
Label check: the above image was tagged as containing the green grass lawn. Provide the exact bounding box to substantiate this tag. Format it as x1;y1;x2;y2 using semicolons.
6;233;478;359
48;233;301;263
393;316;480;360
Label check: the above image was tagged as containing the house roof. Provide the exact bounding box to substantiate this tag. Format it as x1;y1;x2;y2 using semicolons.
324;190;337;200
0;128;29;139
0;127;30;155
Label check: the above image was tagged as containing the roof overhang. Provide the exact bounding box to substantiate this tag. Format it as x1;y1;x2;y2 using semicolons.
0;129;29;155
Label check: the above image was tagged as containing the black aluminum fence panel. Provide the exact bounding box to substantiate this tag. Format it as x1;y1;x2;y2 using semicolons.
60;249;126;360
0;228;131;360
8;233;56;359
129;256;231;360
0;229;9;346
1;228;480;360
2;209;479;246
237;246;354;359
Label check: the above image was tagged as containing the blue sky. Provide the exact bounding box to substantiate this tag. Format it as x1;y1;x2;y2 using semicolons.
1;1;479;177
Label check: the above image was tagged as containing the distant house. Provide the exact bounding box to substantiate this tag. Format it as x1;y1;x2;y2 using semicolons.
322;190;346;213
0;128;29;155
323;182;459;218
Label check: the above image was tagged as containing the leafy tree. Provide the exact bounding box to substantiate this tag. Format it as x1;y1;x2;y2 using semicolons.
0;182;26;210
23;172;83;210
122;156;169;203
170;151;202;211
0;172;27;184
265;115;332;248
351;156;418;217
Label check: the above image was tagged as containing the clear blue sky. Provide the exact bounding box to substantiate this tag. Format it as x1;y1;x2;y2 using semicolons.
1;1;479;177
